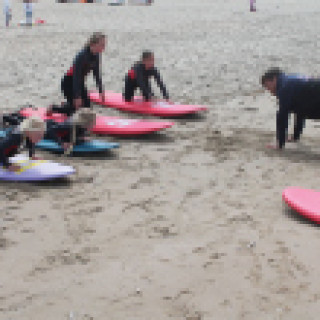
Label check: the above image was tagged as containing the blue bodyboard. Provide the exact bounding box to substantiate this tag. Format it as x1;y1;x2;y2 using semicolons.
36;139;119;153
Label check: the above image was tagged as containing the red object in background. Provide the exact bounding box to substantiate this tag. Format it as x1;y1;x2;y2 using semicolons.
35;18;45;24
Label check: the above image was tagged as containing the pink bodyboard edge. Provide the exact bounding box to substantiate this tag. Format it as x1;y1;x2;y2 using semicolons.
89;91;208;116
282;187;320;224
20;107;175;136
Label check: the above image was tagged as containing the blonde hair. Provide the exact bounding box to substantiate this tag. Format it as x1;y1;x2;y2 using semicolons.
19;117;46;134
86;32;106;48
72;109;96;128
65;109;96;155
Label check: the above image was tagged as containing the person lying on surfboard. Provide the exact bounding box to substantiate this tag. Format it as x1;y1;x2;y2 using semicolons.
123;50;170;103
2;109;95;153
47;32;106;117
45;109;96;153
261;67;320;150
0;117;45;172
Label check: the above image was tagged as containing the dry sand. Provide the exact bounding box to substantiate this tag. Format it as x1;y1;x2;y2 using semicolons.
1;0;320;319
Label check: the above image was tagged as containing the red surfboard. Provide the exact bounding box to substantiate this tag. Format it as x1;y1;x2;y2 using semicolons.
20;107;174;136
282;187;320;224
90;91;208;117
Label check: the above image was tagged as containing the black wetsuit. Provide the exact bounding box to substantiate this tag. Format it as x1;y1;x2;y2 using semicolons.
275;73;320;148
57;46;103;116
2;112;25;127
123;62;169;102
45;120;87;145
0;129;34;168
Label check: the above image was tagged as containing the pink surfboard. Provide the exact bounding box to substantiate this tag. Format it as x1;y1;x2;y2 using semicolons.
282;187;320;224
90;91;208;117
20;107;174;136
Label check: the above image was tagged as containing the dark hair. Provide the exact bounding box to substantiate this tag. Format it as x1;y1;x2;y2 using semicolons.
261;68;283;85
86;32;106;47
141;51;154;61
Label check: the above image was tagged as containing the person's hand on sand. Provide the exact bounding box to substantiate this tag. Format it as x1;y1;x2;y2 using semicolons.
8;164;20;172
266;143;281;150
63;142;72;151
74;98;82;109
287;135;295;142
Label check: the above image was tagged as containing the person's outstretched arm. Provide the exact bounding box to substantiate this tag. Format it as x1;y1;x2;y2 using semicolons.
276;98;290;149
93;55;103;95
153;68;169;100
291;113;305;142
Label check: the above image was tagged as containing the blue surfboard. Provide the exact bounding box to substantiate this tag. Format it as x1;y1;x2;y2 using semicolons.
36;139;119;154
0;131;118;154
0;130;7;138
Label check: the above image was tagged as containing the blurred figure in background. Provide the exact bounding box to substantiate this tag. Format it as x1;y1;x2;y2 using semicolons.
3;0;12;27
23;0;33;26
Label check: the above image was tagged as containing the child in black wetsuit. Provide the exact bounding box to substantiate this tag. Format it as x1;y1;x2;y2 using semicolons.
48;32;106;116
0;117;45;171
123;51;169;103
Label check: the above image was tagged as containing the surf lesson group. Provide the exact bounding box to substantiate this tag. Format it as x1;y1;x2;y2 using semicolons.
2;29;320;183
0;32;203;180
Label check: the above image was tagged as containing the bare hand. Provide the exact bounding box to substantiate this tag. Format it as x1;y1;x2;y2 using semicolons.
74;98;82;109
266;143;281;150
8;164;20;172
63;142;72;151
287;135;295;142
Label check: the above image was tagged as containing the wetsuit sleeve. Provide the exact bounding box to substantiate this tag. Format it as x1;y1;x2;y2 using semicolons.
276;96;290;149
136;66;153;100
2;113;25;126
0;140;10;168
0;134;19;168
93;55;103;94
153;68;169;100
73;51;86;99
293;114;305;141
25;138;35;158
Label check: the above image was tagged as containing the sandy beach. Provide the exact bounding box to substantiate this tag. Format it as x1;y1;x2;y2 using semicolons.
1;0;320;319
